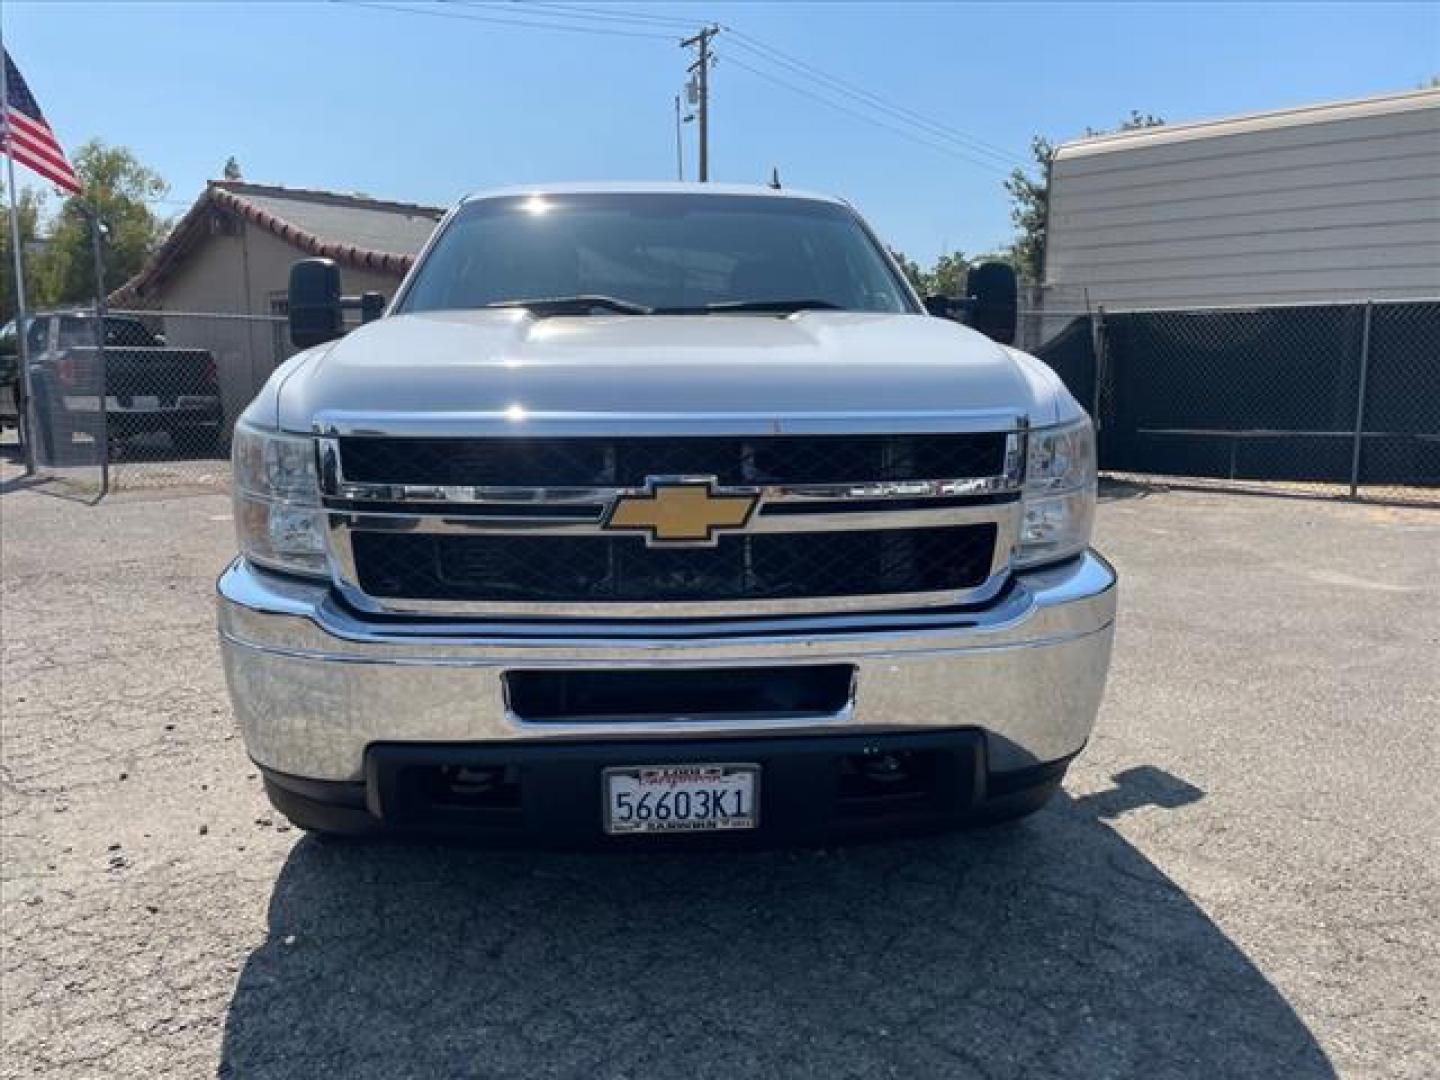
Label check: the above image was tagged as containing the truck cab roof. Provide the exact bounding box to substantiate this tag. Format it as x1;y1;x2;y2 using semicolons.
458;181;848;208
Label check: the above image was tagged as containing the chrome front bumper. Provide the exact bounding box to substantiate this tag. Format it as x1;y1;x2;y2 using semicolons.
217;553;1117;782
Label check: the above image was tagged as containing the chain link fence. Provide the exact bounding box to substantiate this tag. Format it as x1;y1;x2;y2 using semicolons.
17;290;1084;496
12;295;1437;506
16;308;289;493
1359;301;1440;500
1016;283;1093;357
7;310;110;496
1034;298;1439;505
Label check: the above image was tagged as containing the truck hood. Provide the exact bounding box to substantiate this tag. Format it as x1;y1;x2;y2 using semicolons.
268;310;1071;434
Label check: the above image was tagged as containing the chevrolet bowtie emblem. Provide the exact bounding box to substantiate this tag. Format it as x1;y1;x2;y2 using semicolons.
605;478;759;547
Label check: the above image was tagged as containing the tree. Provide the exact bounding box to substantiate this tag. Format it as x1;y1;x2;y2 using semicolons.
39;141;170;304
889;248;973;297
0;184;52;325
927;251;969;297
222;156;243;181
1005;111;1164;282
1004;135;1055;284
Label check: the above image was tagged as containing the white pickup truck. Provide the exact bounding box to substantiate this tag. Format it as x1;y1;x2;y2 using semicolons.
217;183;1116;845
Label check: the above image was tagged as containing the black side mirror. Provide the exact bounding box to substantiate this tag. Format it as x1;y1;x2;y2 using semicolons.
289;258;343;349
923;295;958;319
965;261;1018;346
360;292;386;324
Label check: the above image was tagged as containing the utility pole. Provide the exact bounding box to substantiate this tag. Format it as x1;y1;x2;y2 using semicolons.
681;25;718;181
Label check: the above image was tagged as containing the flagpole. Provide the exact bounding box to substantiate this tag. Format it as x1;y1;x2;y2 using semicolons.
0;25;38;474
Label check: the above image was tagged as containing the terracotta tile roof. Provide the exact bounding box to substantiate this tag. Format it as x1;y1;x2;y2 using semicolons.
110;181;445;306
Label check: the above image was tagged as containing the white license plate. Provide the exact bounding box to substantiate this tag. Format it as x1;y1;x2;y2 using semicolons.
603;764;759;835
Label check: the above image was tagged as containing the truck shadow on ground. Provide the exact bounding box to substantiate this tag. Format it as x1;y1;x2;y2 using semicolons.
217;767;1333;1079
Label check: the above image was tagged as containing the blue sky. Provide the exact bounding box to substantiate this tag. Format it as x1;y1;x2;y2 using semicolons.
5;1;1437;264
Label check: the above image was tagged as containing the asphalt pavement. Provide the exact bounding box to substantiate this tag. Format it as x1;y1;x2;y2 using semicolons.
2;462;1436;1079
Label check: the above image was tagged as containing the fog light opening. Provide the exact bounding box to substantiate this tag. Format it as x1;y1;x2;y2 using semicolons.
420;764;522;811
861;752;913;785
839;749;934;807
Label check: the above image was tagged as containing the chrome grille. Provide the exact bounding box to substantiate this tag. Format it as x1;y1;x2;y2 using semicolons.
320;425;1025;617
334;432;1008;487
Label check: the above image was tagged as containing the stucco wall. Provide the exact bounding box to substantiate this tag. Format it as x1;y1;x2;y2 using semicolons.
239;219;405;314
136;216;408;424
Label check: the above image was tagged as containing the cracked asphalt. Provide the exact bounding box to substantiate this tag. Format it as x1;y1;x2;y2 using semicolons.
2;458;1436;1079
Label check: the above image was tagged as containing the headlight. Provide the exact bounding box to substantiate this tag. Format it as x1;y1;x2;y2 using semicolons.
231;421;327;577
1015;417;1096;568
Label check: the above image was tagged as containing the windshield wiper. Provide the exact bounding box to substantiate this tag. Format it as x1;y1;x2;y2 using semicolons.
482;295;653;316
655;298;845;315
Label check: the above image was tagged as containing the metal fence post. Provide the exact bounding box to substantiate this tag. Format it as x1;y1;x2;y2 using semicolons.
84;204;111;499
15;307;38;475
1090;305;1107;431
1348;300;1374;499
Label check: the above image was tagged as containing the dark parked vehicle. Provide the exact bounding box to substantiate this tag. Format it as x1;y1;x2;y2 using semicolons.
4;312;225;461
0;319;27;430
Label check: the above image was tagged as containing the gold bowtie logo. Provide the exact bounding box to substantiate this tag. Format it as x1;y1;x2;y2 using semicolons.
605;479;759;546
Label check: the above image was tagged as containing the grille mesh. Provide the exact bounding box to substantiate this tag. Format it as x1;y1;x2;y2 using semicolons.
351;525;997;604
337;433;1008;488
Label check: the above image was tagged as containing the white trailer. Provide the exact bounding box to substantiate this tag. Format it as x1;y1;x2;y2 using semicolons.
1045;88;1440;310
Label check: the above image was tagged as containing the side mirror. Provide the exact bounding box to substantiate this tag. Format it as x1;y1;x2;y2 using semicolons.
289;258;343;349
923;295;959;319
360;291;386;324
965;261;1018;346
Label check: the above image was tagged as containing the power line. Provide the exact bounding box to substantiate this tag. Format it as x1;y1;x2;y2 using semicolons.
341;3;1025;174
454;4;1026;169
721;51;1003;170
723;28;1023;168
725;31;1022;167
506;6;1025;168
720;53;1013;174
344;1;680;41
509;1;697;30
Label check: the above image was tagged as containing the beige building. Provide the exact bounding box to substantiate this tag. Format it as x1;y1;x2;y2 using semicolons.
111;181;444;422
1045;88;1440;310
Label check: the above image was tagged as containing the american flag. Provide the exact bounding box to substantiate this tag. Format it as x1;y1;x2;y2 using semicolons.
2;48;81;195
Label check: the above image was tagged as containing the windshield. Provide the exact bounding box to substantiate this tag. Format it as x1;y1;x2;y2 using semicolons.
398;192;916;315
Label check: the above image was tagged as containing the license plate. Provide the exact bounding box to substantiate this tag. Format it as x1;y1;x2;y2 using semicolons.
603;764;759;835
